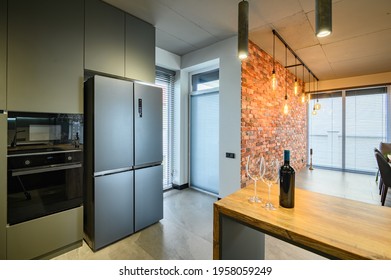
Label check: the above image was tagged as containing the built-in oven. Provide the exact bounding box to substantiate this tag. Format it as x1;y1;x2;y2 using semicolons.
6;112;83;225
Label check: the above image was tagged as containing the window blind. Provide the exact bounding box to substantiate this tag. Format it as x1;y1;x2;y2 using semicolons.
155;66;175;189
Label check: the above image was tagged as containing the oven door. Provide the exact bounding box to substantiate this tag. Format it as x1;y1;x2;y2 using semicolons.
7;163;83;225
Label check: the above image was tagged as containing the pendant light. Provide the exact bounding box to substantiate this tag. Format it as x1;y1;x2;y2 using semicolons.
312;104;318;115
307;70;311;103
294;57;298;95
316;0;332;37
271;32;278;91
283;46;289;115
301;65;306;103
314;80;321;110
238;0;249;60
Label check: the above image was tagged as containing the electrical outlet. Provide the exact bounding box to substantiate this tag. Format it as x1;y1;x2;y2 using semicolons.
226;152;235;159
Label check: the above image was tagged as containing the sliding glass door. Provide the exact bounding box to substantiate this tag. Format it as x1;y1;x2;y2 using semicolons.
308;86;389;173
308;92;342;169
345;88;388;172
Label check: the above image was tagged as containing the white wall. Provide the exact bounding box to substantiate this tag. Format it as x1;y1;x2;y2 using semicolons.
307;71;391;92
157;37;242;197
181;36;242;198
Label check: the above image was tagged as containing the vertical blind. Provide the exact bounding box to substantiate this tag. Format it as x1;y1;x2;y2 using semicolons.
155;66;175;189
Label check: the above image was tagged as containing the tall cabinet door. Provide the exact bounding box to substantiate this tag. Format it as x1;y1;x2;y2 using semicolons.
7;0;84;113
0;113;6;259
125;15;155;83
93;75;134;173
134;83;163;166
94;171;134;250
135;165;163;232
85;0;125;76
0;0;6;110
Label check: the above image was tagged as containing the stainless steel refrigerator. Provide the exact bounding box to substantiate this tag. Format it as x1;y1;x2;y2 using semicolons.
84;75;163;251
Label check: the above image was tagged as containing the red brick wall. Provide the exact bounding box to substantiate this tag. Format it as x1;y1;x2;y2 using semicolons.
241;40;307;187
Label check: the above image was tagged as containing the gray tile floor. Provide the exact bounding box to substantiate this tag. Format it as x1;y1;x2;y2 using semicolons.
53;168;388;260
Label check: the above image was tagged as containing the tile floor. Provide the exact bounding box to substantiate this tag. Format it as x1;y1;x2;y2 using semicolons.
53;168;389;260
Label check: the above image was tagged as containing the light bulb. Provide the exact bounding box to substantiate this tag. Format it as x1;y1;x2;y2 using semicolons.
301;94;306;103
312;109;317;115
238;52;248;60
307;93;311;103
283;103;289;115
317;30;331;38
294;81;298;95
271;72;278;91
314;102;321;110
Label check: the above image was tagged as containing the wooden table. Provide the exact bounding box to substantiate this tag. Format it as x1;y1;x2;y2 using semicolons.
213;182;391;259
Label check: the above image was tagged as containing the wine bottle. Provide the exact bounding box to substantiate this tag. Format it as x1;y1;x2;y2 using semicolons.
279;150;295;208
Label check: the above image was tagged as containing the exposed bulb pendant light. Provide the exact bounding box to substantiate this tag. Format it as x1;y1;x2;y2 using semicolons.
301;94;306;103
314;80;321;110
283;46;289;115
271;32;278;91
314;100;321;110
316;0;332;37
307;70;311;103
238;0;249;60
301;65;306;103
312;104;318;115
294;57;298;95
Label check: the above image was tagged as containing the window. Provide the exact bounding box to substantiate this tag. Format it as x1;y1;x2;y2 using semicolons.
155;66;175;189
190;69;220;194
308;86;389;173
308;92;343;169
345;88;388;172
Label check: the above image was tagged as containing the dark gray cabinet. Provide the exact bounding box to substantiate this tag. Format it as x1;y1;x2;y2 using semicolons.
0;0;6;109
85;0;125;77
125;14;156;83
7;0;84;113
0;114;6;260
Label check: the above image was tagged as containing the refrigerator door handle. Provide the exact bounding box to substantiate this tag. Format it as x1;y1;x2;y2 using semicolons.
134;162;162;170
94;167;133;177
138;98;143;118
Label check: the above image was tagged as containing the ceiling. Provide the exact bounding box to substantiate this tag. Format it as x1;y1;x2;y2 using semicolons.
104;0;391;81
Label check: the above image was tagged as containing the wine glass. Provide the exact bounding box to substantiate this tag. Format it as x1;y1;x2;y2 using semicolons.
246;155;264;203
262;159;279;210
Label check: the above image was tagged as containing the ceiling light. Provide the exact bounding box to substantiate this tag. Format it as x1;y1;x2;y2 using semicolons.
294;57;298;95
314;80;321;110
283;46;289;115
238;0;249;60
271;32;278;90
283;101;289;115
312;105;318;115
316;0;332;37
314;101;321;110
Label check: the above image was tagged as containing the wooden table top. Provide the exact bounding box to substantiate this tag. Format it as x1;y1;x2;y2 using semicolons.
214;182;391;259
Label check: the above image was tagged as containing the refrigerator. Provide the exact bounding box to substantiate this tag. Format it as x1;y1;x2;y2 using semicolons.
84;75;163;251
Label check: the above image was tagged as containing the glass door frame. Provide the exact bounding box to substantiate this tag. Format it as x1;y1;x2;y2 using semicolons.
307;85;391;174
